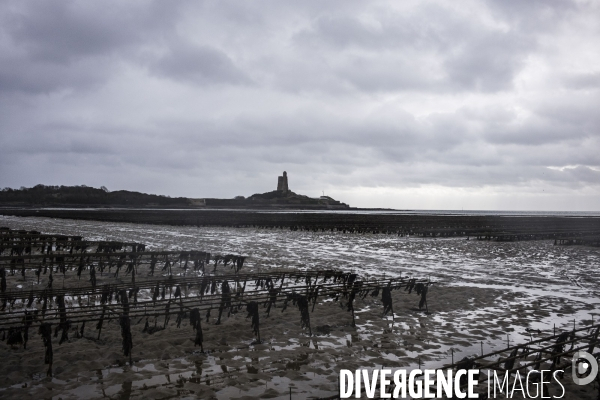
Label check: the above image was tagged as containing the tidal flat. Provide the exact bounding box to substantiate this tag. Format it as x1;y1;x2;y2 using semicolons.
0;215;599;399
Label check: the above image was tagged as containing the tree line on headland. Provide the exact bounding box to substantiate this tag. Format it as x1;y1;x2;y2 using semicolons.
0;184;350;209
0;185;190;207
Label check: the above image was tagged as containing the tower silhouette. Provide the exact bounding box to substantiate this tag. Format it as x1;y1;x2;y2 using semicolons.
277;171;289;193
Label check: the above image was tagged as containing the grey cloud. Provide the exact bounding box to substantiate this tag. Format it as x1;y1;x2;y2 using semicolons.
0;55;112;94
461;94;600;147
151;41;251;86
548;166;600;185
292;8;452;53
0;1;181;93
0;0;598;210
4;1;179;63
484;0;577;29
533;93;600;133
3;128;116;156
443;32;531;92
287;4;535;94
293;15;397;51
563;72;600;90
334;54;440;92
481;118;577;146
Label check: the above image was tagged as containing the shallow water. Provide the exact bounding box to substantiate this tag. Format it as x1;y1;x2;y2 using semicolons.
2;215;598;300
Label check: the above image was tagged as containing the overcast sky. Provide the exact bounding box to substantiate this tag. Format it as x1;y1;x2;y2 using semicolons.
1;1;599;210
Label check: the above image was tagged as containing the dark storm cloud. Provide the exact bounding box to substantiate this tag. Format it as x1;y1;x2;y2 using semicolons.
0;0;598;210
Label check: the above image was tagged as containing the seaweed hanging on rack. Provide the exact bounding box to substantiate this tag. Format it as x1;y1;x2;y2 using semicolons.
41;293;48;316
23;310;33;349
246;301;261;343
55;320;71;344
532;349;543;370
551;332;572;368
406;278;416;294
0;242;437;375
264;277;274;290
235;256;246;273
190;308;204;351
152;283;160;304
234;280;246;301
504;347;520;377
346;281;362;327
56;256;65;275
180;252;189;274
119;289;129;315
415;283;429;312
216;280;231;325
125;262;134;275
309;285;320;312
27;290;34;308
176;303;185;328
35;266;42;284
296;295;312;336
100;284;110;305
199;277;208;298
149;255;157;276
382;285;393;317
164;259;173;275
39;323;53;376
96;305;106;340
6;327;23;347
79;321;85;338
212;255;222;273
193;258;202;274
265;288;278;316
417;285;428;311
128;286;139;304
52;295;70;343
164;300;171;328
77;257;85;279
119;314;133;360
1;267;6;293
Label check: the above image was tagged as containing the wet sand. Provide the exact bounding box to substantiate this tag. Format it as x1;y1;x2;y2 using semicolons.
1;215;599;399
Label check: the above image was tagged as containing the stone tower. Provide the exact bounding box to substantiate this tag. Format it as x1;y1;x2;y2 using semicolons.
277;171;289;192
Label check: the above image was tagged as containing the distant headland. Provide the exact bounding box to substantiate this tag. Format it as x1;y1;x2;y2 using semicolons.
198;171;349;209
0;172;350;209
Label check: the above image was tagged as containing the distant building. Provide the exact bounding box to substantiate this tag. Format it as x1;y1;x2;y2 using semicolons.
188;198;206;206
277;171;289;193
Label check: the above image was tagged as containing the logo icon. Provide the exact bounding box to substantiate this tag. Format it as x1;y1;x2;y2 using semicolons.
572;351;598;385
